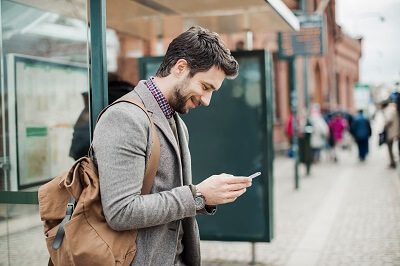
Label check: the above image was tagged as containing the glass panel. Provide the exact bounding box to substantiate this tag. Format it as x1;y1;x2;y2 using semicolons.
0;0;90;264
0;0;90;191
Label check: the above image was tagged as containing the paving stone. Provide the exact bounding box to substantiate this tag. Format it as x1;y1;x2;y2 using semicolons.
1;132;400;266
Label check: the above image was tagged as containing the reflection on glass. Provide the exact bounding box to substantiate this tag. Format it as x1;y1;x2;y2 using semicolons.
1;0;90;191
69;91;90;161
231;57;262;108
2;0;88;63
8;55;88;188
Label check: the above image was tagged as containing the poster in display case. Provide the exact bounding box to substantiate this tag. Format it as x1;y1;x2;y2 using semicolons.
6;54;89;189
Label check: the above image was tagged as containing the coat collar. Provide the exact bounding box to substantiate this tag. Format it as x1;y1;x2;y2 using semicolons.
132;81;181;159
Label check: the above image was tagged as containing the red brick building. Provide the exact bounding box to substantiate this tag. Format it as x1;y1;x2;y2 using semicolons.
113;0;362;147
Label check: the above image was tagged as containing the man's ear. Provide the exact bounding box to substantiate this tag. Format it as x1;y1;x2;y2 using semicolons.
173;59;189;77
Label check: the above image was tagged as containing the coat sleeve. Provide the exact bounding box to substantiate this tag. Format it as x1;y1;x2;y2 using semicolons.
93;103;196;231
384;108;394;129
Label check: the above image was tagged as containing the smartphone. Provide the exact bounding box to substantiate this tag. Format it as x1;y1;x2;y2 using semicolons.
248;172;261;179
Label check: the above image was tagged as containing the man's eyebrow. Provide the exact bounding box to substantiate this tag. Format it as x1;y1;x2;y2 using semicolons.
203;82;217;91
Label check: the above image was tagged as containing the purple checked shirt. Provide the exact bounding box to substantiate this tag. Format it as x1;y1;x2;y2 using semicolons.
146;77;175;119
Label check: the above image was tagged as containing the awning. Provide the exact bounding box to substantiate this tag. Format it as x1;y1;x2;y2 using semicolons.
12;0;300;40
108;0;300;39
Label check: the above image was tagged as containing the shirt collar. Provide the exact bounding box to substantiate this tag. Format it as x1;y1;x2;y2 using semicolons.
146;76;175;119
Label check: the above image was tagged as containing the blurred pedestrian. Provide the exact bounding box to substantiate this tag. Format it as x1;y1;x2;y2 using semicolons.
69;73;135;160
309;104;329;162
394;91;400;161
321;103;333;123
340;109;354;150
351;109;372;161
382;100;399;168
107;72;135;103
286;110;295;157
341;109;353;129
328;112;348;162
286;110;302;157
69;92;90;160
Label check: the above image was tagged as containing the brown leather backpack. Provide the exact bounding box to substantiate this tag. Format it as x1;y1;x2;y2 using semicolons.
38;99;160;266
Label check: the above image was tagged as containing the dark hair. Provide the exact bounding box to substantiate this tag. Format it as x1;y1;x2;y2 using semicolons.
156;26;238;79
107;72;135;103
108;81;135;103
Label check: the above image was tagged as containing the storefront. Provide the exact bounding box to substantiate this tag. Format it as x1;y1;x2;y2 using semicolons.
0;0;298;264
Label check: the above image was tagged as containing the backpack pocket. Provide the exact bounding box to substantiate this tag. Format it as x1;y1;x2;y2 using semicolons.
45;225;74;266
63;213;116;265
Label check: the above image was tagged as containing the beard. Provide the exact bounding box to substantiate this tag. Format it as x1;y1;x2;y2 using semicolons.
169;75;192;114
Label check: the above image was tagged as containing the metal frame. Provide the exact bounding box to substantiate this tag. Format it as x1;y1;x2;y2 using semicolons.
263;50;275;240
89;0;108;133
0;191;38;204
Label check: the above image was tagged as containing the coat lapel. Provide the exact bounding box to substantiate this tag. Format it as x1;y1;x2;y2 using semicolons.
175;114;192;185
132;81;182;161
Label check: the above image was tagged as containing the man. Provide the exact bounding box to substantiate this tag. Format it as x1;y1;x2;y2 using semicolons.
92;26;252;265
328;112;348;162
382;99;399;168
350;109;372;161
309;103;329;163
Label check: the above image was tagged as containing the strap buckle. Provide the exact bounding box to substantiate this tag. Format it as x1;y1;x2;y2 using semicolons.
66;203;75;215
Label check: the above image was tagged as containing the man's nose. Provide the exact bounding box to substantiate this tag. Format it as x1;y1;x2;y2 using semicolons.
200;91;213;106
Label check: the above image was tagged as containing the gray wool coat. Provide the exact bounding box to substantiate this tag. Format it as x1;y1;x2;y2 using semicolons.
92;81;201;266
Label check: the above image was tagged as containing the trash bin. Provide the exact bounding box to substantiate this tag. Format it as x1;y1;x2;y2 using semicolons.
299;125;313;175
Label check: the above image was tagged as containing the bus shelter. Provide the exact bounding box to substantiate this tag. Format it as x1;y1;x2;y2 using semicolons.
0;0;298;264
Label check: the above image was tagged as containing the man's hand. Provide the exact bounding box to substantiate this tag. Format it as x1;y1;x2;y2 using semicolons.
196;174;253;205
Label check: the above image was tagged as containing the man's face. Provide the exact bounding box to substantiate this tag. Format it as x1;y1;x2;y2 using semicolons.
169;66;226;114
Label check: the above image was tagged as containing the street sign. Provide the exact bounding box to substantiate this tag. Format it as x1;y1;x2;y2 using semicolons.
354;83;371;110
278;14;325;58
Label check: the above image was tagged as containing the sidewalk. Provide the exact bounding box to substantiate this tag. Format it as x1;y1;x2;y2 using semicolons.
201;140;400;265
1;137;400;265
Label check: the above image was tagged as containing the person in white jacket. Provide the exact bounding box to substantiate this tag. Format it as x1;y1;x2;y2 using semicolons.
382;100;400;168
309;104;329;162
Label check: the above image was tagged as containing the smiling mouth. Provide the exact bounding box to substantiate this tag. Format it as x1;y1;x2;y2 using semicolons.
190;97;199;108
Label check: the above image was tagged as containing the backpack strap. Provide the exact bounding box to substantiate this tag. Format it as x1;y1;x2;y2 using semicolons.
52;196;76;250
89;98;160;194
116;99;160;194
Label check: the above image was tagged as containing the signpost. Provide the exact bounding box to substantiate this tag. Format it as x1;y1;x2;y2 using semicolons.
278;13;326;189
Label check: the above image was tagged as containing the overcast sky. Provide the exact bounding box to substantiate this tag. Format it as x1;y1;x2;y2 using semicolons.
336;0;400;85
